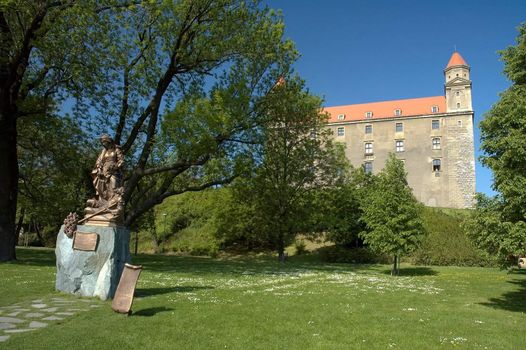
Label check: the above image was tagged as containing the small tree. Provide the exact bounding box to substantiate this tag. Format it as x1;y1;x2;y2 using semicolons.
359;154;425;275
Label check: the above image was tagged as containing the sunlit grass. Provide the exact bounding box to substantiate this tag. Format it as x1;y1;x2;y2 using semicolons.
0;247;525;349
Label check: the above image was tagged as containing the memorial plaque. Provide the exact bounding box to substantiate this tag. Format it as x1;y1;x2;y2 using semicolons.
72;232;99;251
112;263;142;314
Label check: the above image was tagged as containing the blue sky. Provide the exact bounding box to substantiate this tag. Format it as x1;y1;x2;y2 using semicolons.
265;0;526;196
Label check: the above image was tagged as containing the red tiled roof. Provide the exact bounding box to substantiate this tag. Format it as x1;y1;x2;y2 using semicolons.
325;96;446;123
446;52;468;68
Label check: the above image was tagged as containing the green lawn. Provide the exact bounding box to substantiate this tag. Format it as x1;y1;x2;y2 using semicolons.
1;247;525;349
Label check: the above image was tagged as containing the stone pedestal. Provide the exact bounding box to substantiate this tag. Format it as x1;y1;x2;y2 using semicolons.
55;224;131;300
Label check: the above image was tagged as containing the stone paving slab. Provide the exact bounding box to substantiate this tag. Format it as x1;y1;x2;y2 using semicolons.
0;317;24;324
42;307;58;312
42;316;64;321
0;335;10;342
5;328;35;333
0;296;103;343
0;323;16;330
56;312;75;316
29;321;48;329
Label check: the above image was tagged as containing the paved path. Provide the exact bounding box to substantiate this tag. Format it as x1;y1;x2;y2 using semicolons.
0;297;103;343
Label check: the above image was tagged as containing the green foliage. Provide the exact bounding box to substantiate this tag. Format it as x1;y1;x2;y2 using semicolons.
219;77;348;258
151;189;225;256
359;154;425;274
413;207;496;267
16;113;92;245
294;239;307;255
476;23;526;263
311;166;369;246
465;194;526;266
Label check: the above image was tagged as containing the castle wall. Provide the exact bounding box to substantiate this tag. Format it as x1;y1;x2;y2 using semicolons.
328;111;475;208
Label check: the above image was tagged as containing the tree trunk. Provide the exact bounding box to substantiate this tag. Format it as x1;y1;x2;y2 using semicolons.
134;230;138;256
148;229;160;254
391;255;398;276
0;114;18;262
15;207;25;239
33;220;44;246
277;232;286;263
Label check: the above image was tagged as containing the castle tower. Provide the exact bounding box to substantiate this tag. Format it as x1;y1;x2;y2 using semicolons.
443;51;476;208
444;52;472;112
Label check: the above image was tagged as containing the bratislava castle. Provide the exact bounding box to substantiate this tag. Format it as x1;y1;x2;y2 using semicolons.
325;52;475;208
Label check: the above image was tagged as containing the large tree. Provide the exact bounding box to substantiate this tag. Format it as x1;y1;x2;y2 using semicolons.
470;23;526;263
224;78;347;260
0;0;100;261
0;0;296;261
359;154;425;275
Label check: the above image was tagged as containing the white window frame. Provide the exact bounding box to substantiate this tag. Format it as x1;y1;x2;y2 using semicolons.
337;114;346;121
365;142;373;155
432;137;441;150
431;105;439;113
365;111;373;119
394;109;402;116
396;140;404;152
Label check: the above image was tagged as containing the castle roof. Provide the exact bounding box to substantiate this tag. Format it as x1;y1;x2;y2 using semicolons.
446;51;468;68
325;96;446;123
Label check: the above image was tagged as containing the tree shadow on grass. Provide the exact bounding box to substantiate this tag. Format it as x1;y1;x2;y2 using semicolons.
14;247;56;267
380;267;439;276
135;285;214;298
133;306;174;317
480;270;526;313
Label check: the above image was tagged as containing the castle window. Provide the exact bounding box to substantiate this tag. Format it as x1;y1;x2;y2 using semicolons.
365;142;373;155
338;114;346;121
394;109;402;116
432;159;441;172
432;138;441;150
432;120;440;130
458;120;462;126
456;91;460;96
431;105;439;113
365;125;372;134
396;140;404;152
456;102;461;108
364;162;373;174
365;111;373;119
395;122;403;132
337;127;345;136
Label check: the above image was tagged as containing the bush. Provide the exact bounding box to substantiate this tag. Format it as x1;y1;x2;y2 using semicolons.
318;245;388;264
294;239;307;255
411;207;497;267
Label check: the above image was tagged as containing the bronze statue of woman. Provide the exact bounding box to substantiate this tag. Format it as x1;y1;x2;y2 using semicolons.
84;134;125;224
